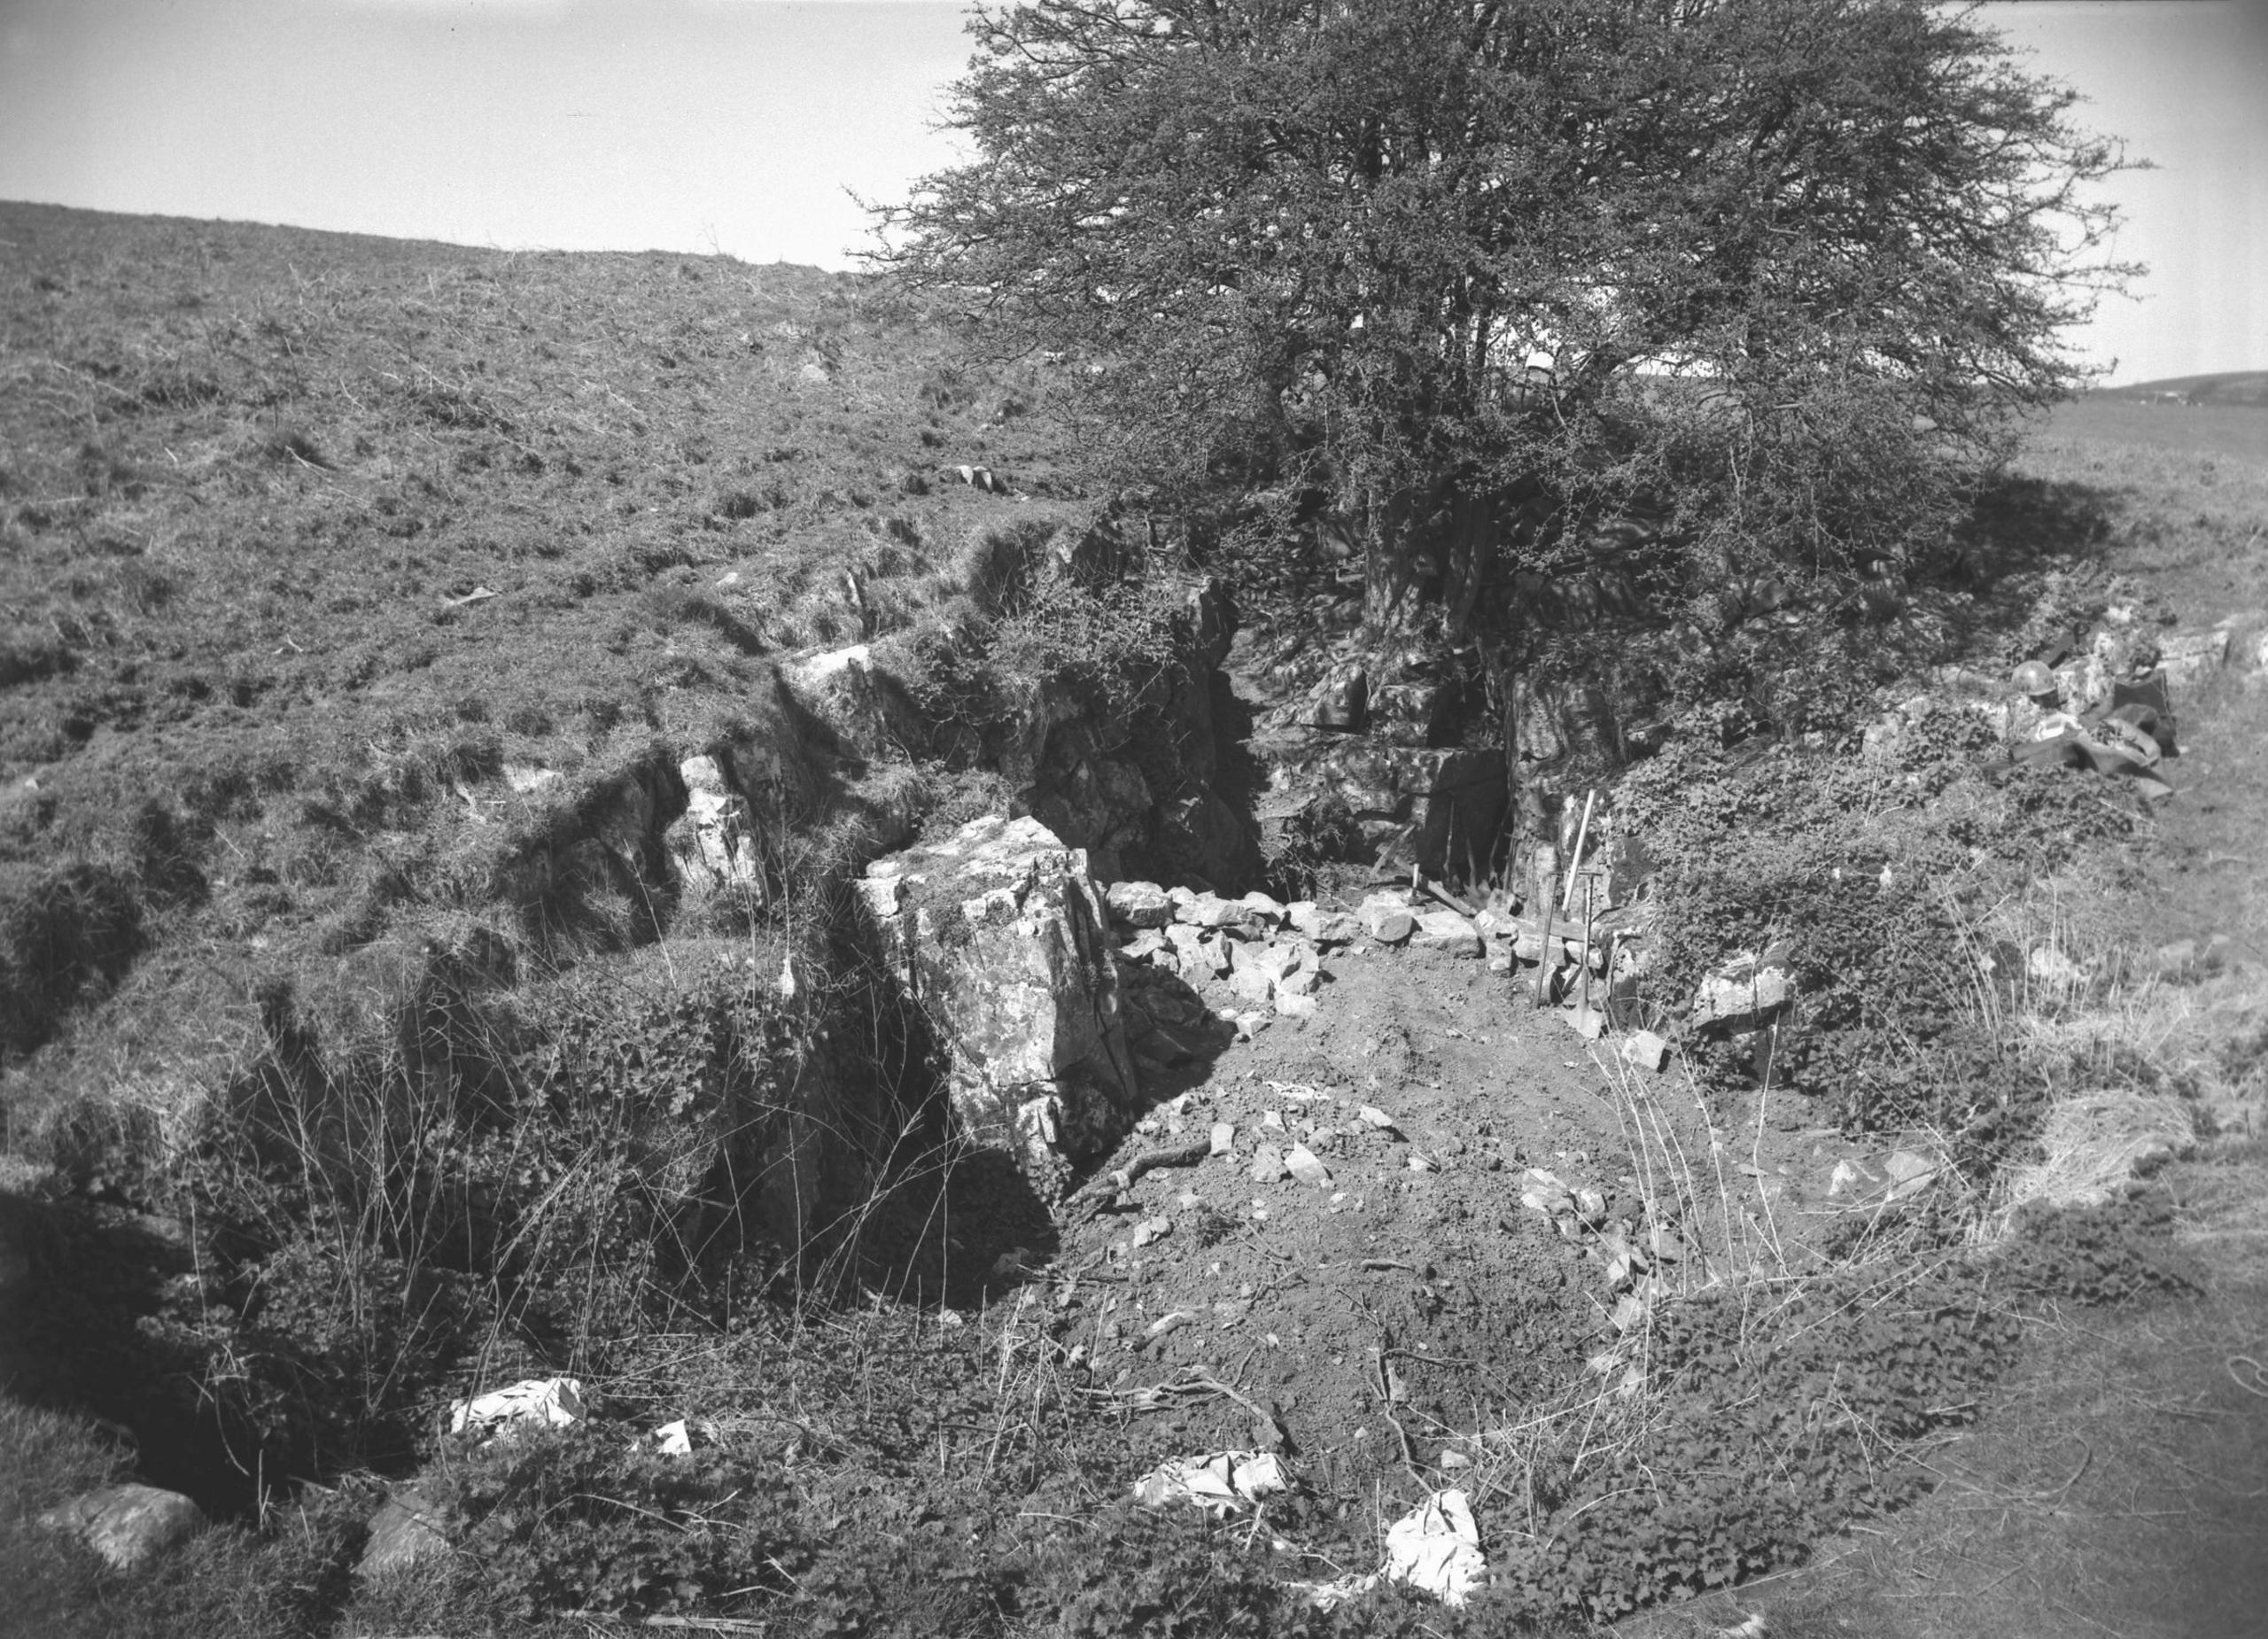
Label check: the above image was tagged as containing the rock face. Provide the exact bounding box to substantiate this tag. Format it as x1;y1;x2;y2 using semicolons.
38;1483;204;1571
1259;742;1508;881
664;754;762;896
860;817;1141;1195
782;642;930;758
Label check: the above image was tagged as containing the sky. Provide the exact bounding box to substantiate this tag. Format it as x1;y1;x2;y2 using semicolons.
0;0;2261;385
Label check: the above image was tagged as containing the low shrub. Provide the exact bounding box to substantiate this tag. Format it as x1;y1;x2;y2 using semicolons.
1994;1186;2202;1307
897;517;1204;763
1487;1261;2022;1622
134;939;899;1488
1615;710;2143;1146
430;1425;809;1622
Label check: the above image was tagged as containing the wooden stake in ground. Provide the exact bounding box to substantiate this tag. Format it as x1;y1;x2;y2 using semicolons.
1580;873;1596;1021
1533;843;1558;1008
1560;787;1597;916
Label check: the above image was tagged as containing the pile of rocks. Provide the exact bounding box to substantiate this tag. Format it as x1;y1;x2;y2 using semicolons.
1105;880;1360;1024
1102;875;1693;1056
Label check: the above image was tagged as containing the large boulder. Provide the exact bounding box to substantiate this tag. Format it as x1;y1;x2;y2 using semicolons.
859;816;1142;1195
38;1483;204;1572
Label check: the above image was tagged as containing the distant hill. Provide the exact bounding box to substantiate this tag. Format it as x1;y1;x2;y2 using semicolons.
2093;371;2268;408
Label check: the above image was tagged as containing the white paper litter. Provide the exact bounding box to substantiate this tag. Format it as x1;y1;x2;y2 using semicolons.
1131;1450;1288;1517
1293;1488;1487;1611
649;1419;692;1457
1384;1489;1486;1605
448;1377;586;1439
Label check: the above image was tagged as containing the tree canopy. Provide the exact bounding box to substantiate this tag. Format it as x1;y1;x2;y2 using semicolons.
880;0;2130;661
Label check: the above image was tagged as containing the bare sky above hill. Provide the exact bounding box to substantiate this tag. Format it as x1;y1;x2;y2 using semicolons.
0;0;2260;385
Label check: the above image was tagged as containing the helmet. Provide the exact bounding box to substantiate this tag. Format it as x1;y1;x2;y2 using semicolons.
2012;660;2056;697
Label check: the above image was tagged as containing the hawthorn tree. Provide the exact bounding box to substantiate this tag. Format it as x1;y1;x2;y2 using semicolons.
881;0;2129;670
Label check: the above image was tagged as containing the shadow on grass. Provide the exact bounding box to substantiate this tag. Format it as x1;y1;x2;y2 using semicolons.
0;1190;261;1517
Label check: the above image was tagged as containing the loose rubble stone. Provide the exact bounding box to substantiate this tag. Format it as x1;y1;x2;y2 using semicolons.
1182;892;1267;931
1411;910;1483;959
1284;1144;1332;1185
1239;890;1289;926
1619;1030;1670;1072
1210;1122;1235;1156
1828;1149;1940;1206
1361;894;1417;944
1120;927;1168;962
1229;964;1277;1006
39;1484;204;1572
1251;1144;1288;1183
1107;880;1176;928
1691;945;1796;1030
1275;990;1319;1020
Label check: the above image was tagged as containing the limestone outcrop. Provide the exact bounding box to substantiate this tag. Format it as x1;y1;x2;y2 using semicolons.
859;816;1141;1195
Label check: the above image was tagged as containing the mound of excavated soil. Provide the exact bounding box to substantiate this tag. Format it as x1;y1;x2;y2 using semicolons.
1012;907;1952;1527
1043;936;1658;1501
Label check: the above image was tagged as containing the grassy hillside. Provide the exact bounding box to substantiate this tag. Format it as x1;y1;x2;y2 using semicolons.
0;200;1089;1131
4;205;2264;1639
2093;369;2268;408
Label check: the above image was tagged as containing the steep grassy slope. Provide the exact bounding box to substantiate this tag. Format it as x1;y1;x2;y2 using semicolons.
0;200;1082;1134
